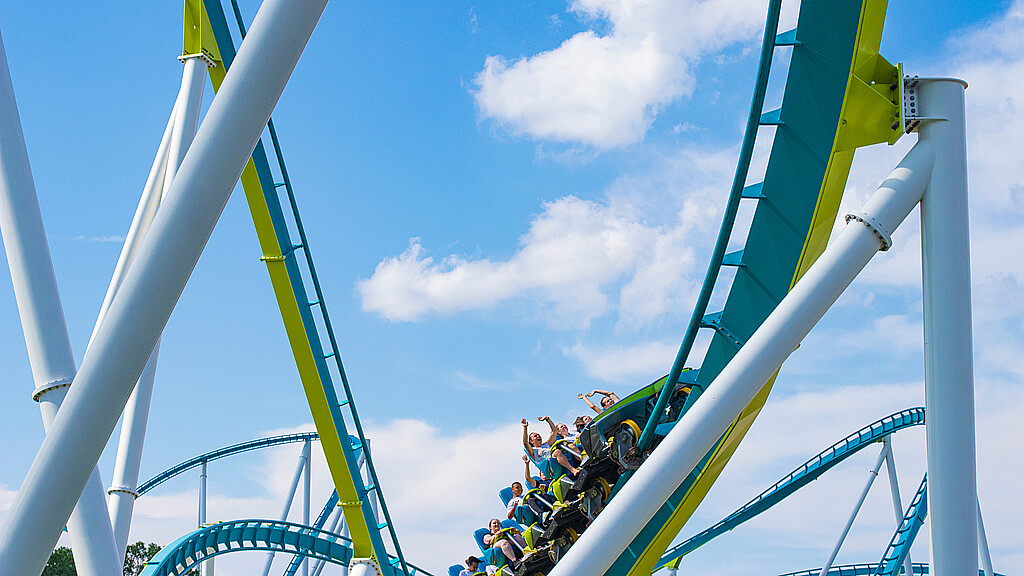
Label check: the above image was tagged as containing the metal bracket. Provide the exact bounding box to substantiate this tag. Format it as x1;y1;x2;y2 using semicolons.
106;486;141;499
178;52;217;68
31;378;73;402
846;210;893;251
349;558;384;576
901;75;947;133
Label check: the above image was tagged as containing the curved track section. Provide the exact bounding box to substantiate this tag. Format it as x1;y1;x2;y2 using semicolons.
775;564;1004;576
607;0;902;571
657;408;925;568
284;490;340;576
137;519;351;576
137;519;436;576
875;474;927;576
137;432;325;496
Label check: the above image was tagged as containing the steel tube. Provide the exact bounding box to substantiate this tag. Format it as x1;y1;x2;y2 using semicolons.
263;442;311;576
0;30;121;576
917;78;978;576
977;501;993;576
547;140;935;576
882;437;914;576
107;55;207;560
0;1;330;571
304;439;311;576
818;444;888;576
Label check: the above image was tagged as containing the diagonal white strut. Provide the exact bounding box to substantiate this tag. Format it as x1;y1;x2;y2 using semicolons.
547;137;938;576
105;54;209;562
0;1;331;573
0;29;122;576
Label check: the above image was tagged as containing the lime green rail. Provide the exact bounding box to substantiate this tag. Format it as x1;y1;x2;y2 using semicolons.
184;1;409;573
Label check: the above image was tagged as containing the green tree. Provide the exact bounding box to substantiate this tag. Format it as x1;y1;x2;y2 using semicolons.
44;541;198;576
41;546;76;576
123;541;163;576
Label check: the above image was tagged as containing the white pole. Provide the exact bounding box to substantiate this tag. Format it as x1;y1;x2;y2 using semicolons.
313;504;346;576
0;30;122;576
199;461;213;576
917;78;978;576
304;439;312;576
198;461;208;527
107;54;208;561
263;442;312;576
882;437;914;576
818;444;889;576
0;1;331;571
977;502;994;576
546;140;936;576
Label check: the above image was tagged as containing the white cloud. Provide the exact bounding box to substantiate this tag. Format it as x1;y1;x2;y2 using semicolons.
358;145;732;328
0;485;15;513
834;314;923;354
472;0;767;148
358;196;681;328
565;340;679;382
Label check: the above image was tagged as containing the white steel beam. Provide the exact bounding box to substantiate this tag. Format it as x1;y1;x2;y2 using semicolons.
0;29;122;576
978;501;994;576
916;78;978;576
303;438;311;576
107;54;208;561
262;441;312;576
882;437;914;576
818;443;889;576
547;139;936;576
0;1;331;572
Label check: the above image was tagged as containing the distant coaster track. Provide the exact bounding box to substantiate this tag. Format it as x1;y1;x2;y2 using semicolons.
656;408;925;569
778;565;1004;576
136;432;324;496
136;519;436;576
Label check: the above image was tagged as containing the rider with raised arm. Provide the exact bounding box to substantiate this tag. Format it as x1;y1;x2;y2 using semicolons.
537;416;580;476
579;389;620;414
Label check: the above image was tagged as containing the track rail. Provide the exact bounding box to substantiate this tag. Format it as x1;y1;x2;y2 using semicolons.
137;432;323;496
657;409;925;568
137;519;436;576
603;0;902;572
775;564;1004;576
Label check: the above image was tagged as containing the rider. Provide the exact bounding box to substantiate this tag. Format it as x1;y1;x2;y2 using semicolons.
579;389;620;414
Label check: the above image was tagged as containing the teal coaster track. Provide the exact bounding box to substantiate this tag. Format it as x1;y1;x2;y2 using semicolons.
130;0;976;574
137;409;938;576
656;408;926;568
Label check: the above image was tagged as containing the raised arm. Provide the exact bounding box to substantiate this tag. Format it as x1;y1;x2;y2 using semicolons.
523;455;536;488
579;392;601;414
592;389;620;402
538;415;559;445
521;418;530;453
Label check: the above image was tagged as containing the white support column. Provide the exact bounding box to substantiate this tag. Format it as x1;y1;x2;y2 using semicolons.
198;461;214;576
313;504;346;576
917;78;978;576
546;140;936;576
304;439;311;576
0;30;122;576
819;444;889;576
882;437;914;576
263;441;312;576
106;54;208;561
0;1;330;572
977;502;994;576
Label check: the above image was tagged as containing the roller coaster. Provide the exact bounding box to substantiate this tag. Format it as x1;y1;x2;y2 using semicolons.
0;0;1002;575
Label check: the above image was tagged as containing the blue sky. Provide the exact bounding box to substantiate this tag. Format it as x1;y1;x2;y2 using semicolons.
1;0;1022;574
